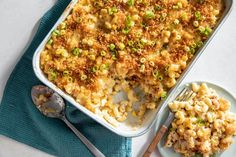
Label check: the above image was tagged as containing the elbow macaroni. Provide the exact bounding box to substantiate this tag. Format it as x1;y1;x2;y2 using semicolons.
165;83;236;157
40;0;224;126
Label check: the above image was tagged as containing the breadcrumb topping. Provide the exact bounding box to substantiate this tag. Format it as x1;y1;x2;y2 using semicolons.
40;0;224;126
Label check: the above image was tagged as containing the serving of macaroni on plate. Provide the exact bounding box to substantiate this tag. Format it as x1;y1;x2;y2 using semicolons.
40;0;224;126
165;83;236;157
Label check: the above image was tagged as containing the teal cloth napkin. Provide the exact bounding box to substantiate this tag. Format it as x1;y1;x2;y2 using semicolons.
0;0;131;156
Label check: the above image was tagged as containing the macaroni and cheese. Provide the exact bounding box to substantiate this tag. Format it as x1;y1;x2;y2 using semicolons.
166;83;236;157
40;0;223;126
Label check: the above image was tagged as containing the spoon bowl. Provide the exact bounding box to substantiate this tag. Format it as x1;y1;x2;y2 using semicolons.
31;85;105;157
31;85;65;118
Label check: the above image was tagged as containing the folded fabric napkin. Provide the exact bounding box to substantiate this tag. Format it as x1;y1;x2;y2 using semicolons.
0;0;131;156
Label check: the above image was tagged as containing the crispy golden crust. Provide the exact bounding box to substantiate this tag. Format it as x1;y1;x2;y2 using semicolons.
40;0;224;125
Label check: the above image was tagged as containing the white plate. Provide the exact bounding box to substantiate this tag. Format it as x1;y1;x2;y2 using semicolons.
156;81;236;157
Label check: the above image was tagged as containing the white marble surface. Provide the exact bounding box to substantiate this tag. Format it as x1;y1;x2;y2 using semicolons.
0;0;236;157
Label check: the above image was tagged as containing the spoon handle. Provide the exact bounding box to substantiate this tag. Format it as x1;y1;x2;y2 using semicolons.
61;116;106;157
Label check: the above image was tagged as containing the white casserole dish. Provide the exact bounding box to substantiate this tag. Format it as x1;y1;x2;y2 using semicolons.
33;0;233;137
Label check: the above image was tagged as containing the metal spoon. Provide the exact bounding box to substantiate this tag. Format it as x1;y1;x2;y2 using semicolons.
31;85;105;157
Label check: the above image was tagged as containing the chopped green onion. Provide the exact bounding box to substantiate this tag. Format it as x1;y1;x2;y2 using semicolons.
135;31;142;38
122;16;134;34
118;43;126;50
105;63;110;69
204;26;212;36
72;48;82;56
52;29;60;36
76;17;82;23
108;7;118;15
199;26;212;36
128;40;134;47
60;22;66;29
190;48;196;54
191;43;197;49
137;41;144;48
196;118;206;125
61;50;69;57
100;64;109;70
126;15;134;27
100;50;107;56
92;65;99;73
49;70;57;81
122;28;130;34
140;38;148;45
199;26;205;33
161;91;167;100
131;47;138;53
145;10;155;19
109;44;116;51
127;0;135;6
100;64;106;70
141;22;148;28
195;11;202;20
112;54;117;60
181;12;188;21
197;41;204;48
149;40;156;46
47;39;53;45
